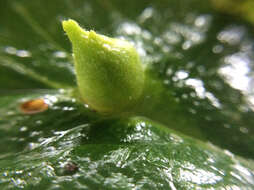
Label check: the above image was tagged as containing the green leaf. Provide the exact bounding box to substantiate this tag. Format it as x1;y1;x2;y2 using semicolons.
1;0;254;189
1;91;254;189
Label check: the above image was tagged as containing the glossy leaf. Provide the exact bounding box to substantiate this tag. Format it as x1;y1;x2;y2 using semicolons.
1;0;254;189
1;0;254;158
0;91;254;189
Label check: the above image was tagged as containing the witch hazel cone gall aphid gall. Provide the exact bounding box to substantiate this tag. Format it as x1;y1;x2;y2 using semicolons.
62;19;145;113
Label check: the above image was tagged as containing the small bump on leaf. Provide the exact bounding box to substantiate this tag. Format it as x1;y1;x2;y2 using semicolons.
20;99;48;114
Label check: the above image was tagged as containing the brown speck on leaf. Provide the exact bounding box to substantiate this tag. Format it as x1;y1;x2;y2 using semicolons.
20;99;48;114
64;162;79;175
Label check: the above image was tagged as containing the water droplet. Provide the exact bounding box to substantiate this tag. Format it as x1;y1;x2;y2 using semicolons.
166;68;173;76
63;106;75;111
3;172;8;177
212;45;223;54
190;92;196;98
30;131;42;137
35;120;42;125
16;50;31;57
53;51;67;58
117;22;141;35
162;45;171;53
44;95;58;105
163;31;181;45
219;53;250;92
175;70;189;80
185;78;206;99
224;150;234;157
19;126;28;132
195;16;206;27
15;170;23;174
205;92;221;108
182;94;188;99
27;142;39;150
239;127;249;134
5;46;17;55
217;26;245;45
138;7;154;23
154;37;163;46
164;79;170;85
6;111;15;116
182;40;192;50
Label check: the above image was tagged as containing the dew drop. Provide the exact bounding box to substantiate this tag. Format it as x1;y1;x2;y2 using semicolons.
16;50;31;57
19;126;28;132
53;51;67;58
4;46;17;55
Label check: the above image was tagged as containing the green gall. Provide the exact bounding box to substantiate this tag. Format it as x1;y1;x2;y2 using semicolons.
62;19;145;113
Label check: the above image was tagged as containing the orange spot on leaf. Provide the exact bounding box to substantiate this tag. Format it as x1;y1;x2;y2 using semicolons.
20;99;48;114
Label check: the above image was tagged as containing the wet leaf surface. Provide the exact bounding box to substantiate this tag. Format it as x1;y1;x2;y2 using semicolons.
1;0;254;189
1;91;254;189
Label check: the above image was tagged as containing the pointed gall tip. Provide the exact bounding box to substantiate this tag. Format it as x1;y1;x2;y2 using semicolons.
62;19;89;43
